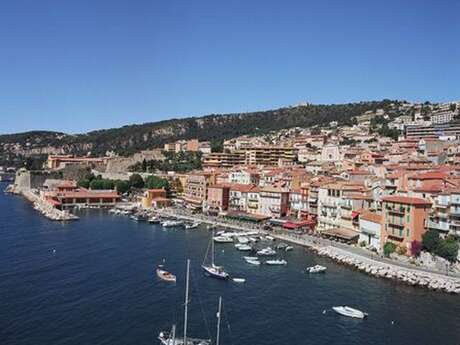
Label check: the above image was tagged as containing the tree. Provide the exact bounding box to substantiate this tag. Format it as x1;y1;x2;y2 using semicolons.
141;159;147;172
77;179;90;189
422;229;441;252
434;237;459;262
89;179;105;190
210;140;223;153
115;180;130;194
383;242;397;257
129;173;144;188
145;175;170;191
102;179;115;190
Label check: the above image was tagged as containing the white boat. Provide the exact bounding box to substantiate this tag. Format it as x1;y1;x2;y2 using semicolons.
248;237;258;243
236;236;249;244
162;220;184;228
159;260;211;345
235;244;252;251
305;265;327;273
202;233;230;280
285;246;293;252
332;306;368;319
232;278;246;283
265;235;275;241
185;222;200;229
156;266;177;283
243;256;258;260
245;259;261;265
149;216;161;223
265;259;287;265
256;247;277;256
213;236;234;243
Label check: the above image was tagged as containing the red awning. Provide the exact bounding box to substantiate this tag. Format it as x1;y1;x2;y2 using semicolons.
351;211;360;219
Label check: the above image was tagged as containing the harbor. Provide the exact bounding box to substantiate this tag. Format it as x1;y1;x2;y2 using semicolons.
1;188;460;345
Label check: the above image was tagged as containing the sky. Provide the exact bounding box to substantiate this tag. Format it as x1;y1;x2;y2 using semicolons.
0;0;459;134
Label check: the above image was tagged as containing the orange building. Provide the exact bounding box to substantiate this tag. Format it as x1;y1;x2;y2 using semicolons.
142;189;170;208
381;196;431;255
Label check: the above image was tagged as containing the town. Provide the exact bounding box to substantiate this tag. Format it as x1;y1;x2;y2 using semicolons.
4;100;460;292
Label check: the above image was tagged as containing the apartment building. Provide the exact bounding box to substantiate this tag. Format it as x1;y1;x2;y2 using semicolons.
381;196;431;255
258;186;289;218
358;211;382;250
183;172;216;209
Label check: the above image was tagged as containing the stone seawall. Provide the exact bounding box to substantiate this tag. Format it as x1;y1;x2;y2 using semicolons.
315;246;460;294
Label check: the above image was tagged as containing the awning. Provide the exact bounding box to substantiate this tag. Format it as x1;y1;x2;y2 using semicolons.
321;228;359;241
283;220;312;229
351;211;360;219
224;211;270;222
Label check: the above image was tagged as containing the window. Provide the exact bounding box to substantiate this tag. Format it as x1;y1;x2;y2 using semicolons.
399;229;403;237
406;228;410;237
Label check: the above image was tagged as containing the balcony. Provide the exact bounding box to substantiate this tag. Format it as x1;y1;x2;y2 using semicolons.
450;207;460;215
427;220;449;232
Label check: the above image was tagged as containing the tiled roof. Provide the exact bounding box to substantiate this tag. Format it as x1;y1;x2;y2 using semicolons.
382;195;431;206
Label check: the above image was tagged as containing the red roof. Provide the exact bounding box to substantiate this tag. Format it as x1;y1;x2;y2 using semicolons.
57;190;120;199
382;195;431;206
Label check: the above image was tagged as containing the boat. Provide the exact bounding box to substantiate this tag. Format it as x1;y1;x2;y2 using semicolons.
275;242;288;250
265;235;275;241
202;233;230;280
256;247;277;256
156;265;177;283
285;246;294;252
149;216;161;223
185;222;200;229
235;244;252;251
244;258;261;265
159;260;211;345
305;265;327;273
236;236;249;244
265;259;287;265
213;236;234;243
162;220;184;228
332;306;368;319
232;278;246;283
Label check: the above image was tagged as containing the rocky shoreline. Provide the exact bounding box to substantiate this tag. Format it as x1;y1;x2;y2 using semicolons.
315;246;460;294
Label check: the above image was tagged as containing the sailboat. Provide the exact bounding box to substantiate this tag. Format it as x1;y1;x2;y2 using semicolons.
202;233;230;280
158;260;211;345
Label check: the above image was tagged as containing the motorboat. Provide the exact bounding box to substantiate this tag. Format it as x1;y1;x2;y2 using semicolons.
256;247;277;256
235;244;252;251
332;306;368;319
185;222;200;229
265;259;287;265
162;220;184;228
213;236;234;243
285;246;294;252
244;257;261;265
265;235;275;241
148;216;161;223
156;266;177;283
305;265;327;273
236;236;249;244
243;256;258;261
232;278;246;283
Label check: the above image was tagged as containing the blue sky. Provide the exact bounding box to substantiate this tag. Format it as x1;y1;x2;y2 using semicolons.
0;0;459;134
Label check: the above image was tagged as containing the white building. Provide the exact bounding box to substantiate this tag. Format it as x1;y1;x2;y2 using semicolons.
358;211;382;250
321;144;341;162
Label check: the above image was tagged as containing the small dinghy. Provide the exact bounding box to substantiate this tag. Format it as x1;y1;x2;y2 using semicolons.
185;222;200;229
232;277;246;283
244;256;261;265
156;266;176;283
332;306;368;319
305;265;327;273
265;259;287;265
213;236;233;243
285;246;293;252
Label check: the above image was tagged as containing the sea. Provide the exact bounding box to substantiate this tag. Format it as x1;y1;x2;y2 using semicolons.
1;182;460;345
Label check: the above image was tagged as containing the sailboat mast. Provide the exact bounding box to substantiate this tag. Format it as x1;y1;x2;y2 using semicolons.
171;324;176;345
183;259;190;345
211;232;215;266
216;296;222;345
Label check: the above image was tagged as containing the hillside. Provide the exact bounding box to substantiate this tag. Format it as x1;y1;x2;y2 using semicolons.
0;100;400;163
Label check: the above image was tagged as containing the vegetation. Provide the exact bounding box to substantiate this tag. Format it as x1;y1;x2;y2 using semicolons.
422;230;459;262
129;174;144;189
0;100;401;157
410;240;422;257
145;175;170;191
383;242;397;257
129;151;202;173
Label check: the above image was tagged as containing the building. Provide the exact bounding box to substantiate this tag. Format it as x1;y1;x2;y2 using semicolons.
381;195;431;255
43;188;120;208
358;211;382;250
47;155;107;170
321;144;341;162
205;185;230;213
141;189;170;208
405;124;460;139
183;172;216;209
258;186;289;218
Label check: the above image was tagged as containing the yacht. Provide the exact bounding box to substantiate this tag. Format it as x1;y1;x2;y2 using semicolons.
149;216;161;223
235;244;252;251
332;306;368;319
202;233;230;280
162;220;184;228
256;247;277;256
213;236;233;243
305;265;327;273
185;222;200;230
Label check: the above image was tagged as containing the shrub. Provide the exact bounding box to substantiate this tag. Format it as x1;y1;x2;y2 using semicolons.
434;238;459;262
129;173;144;189
410;240;422;257
422;229;440;252
383;242;397;257
77;178;90;189
115;180;130;194
396;246;407;256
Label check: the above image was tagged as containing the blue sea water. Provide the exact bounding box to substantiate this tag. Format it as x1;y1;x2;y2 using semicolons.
1;183;460;345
